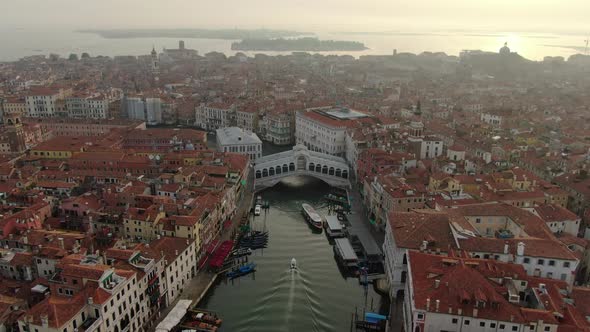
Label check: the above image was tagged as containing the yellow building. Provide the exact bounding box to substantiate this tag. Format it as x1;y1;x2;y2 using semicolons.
30;137;88;159
124;206;166;241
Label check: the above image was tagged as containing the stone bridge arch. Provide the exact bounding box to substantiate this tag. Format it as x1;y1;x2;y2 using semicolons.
254;144;350;190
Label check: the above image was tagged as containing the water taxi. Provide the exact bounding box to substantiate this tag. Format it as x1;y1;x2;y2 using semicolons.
301;203;323;230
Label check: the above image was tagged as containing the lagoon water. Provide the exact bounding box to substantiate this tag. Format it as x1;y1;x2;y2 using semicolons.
0;27;586;61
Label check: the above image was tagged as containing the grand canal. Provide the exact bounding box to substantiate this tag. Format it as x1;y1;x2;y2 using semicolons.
201;176;385;332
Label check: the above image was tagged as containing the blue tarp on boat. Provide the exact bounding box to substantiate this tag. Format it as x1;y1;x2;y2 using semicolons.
365;312;387;324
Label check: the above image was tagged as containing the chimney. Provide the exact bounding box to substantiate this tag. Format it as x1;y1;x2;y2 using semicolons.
22;236;28;245
448;307;452;314
41;314;49;328
503;242;509;254
426;298;431;311
434;279;440;289
473;308;478;317
458;308;462;315
175;250;179;256
58;237;64;249
435;299;440;312
510;315;514;322
420;240;428;251
517;242;525;256
88;297;93;305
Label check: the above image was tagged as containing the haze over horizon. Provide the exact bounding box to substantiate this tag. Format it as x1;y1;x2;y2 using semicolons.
1;0;589;34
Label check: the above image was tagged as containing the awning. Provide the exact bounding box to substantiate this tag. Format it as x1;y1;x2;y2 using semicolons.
206;239;220;254
155;299;193;332
31;284;48;293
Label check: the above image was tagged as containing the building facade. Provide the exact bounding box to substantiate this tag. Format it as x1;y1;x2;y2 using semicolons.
216;127;262;160
195;103;235;131
296;107;369;157
66;95;109;119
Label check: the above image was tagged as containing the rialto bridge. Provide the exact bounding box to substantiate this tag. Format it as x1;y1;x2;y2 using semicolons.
254;145;350;190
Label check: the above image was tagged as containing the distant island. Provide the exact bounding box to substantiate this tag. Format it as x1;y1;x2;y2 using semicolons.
231;37;368;51
78;28;312;40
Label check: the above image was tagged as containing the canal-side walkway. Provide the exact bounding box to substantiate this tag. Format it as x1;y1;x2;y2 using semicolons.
347;178;385;250
150;169;255;331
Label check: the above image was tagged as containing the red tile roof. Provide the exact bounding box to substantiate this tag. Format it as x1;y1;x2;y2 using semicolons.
387;210;455;250
534;204;580;222
408;251;588;328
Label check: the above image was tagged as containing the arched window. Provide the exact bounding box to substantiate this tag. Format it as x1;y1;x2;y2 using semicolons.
262;169;268;177
289;163;295;171
342;170;348;179
329;167;335;176
283;164;289;173
255;170;261;179
322;165;328;174
336;169;342;177
276;166;281;174
308;162;315;171
315;164;322;172
269;168;275;176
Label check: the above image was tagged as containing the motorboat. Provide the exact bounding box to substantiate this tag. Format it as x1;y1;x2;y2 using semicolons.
226;262;256;279
230;247;252;258
290;258;297;270
302;203;323;231
187;309;223;327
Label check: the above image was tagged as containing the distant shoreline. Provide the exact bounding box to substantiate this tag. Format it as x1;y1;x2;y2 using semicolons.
231;37;368;52
78;28;313;40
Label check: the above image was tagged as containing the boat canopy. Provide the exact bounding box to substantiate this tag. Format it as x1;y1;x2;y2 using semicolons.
365;312;387;323
334;238;358;261
325;215;342;231
302;203;322;222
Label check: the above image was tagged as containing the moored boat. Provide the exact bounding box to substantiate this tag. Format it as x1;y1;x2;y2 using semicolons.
230;247;252;258
301;203;323;230
226;262;256;279
186;309;223;327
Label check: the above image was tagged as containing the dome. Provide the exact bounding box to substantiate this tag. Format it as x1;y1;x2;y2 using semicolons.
500;42;510;55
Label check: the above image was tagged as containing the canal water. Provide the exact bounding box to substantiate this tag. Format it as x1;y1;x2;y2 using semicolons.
201;176;385;332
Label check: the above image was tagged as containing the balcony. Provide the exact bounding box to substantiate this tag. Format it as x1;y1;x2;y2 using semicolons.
80;317;102;332
129;253;155;272
101;272;126;292
148;273;159;286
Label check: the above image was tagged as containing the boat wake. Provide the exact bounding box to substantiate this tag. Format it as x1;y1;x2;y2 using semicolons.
237;265;330;332
285;270;296;326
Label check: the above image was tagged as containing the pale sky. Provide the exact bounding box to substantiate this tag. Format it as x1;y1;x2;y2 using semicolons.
1;0;589;33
